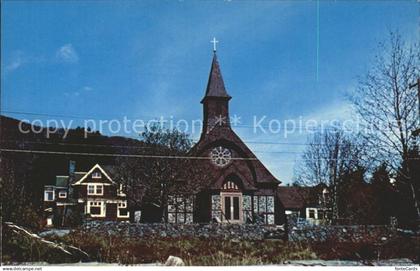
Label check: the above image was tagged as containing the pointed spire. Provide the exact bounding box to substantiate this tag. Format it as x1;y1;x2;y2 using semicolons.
201;53;231;103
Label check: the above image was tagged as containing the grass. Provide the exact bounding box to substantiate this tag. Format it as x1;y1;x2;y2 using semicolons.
4;226;418;265
45;232;316;265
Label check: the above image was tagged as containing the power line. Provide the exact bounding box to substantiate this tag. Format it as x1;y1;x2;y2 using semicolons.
0;138;364;148
1;148;418;161
0;148;257;161
1;110;159;121
0;139;152;149
1;110;353;131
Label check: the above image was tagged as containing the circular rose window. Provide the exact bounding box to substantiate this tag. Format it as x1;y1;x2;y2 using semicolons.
210;146;232;167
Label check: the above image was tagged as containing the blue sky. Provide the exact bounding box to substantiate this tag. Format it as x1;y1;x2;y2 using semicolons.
1;0;418;184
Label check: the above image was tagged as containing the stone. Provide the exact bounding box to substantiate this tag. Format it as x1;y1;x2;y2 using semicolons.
79;220;285;240
165;256;185;266
4;222;90;263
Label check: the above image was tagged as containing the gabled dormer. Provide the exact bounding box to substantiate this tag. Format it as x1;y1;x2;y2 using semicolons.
73;164;115;186
72;164;117;198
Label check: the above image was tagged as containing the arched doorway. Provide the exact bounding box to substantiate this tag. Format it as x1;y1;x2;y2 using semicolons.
220;180;242;223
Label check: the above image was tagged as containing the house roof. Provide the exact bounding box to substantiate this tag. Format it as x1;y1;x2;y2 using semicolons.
55;176;69;187
277;186;317;209
201;53;231;103
71;172;86;184
101;165;118;177
72;164;116;185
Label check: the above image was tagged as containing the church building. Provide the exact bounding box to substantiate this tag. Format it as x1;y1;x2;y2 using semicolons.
185;52;286;225
42;49;287;227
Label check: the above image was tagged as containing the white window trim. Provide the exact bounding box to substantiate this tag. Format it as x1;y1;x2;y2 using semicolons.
73;164;114;185
118;201;127;208
92;172;102;178
220;192;243;223
58;191;67;198
117;209;130;218
117;201;129;218
306;208;318;219
44;190;55;201
86;200;106;217
117;184;126;196
87;184;104;195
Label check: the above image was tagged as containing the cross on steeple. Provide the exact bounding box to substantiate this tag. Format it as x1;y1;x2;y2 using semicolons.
210;37;219;52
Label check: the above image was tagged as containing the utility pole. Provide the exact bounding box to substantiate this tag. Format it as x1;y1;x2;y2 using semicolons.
409;78;420;137
408;77;420;221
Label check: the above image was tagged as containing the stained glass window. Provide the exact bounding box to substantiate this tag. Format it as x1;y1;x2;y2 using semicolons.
211;195;222;221
254;195;275;224
243;195;252;223
167;195;194;224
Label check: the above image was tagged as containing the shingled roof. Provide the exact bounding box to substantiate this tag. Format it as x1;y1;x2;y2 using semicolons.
277;185;328;209
201;53;231;102
277;186;313;210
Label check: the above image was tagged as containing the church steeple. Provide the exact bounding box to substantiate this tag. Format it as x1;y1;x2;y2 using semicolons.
201;53;232;135
201;53;231;103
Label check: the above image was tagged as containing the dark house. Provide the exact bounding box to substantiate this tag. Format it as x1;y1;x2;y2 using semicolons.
277;185;332;226
43;164;129;227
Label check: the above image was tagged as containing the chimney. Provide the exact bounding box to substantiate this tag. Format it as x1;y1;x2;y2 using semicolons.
69;160;76;176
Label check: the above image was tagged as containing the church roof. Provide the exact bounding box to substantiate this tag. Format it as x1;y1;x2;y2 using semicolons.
201;53;231;102
191;126;280;185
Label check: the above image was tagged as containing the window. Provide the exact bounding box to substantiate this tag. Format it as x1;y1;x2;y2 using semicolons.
222;181;239;190
211;195;221;221
308;209;316;219
221;194;242;222
117;184;126;196
243;195;252;223
119;208;129;217
318;210;324;220
87;184;103;195
210;147;232;167
88;185;95;195
96;185;103;195
167;195;193;223
87;201;105;217
253;195;275;224
58;191;67;198
92;171;101;178
117;201;129;218
44;190;55;201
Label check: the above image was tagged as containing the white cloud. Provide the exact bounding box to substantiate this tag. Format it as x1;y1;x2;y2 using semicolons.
82;86;93;91
301;100;353;123
56;44;79;63
4;51;25;73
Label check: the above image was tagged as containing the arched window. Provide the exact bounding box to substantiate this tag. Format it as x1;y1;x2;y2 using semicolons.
222;180;239;191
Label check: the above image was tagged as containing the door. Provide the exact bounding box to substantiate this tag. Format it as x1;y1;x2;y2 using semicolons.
221;193;242;223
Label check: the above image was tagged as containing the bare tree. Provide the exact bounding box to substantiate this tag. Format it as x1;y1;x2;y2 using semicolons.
349;31;419;218
115;125;212;222
294;129;363;219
